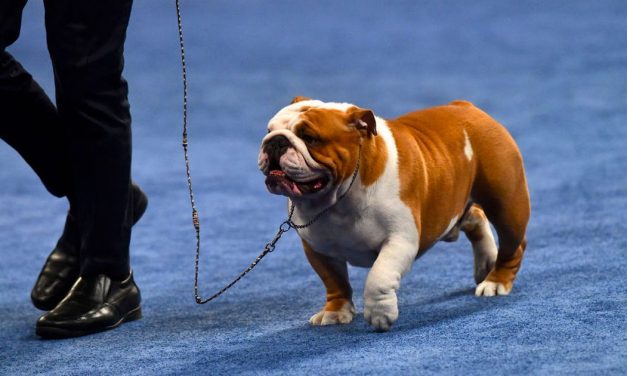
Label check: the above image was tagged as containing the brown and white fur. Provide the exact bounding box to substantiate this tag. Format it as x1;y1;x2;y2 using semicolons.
258;97;530;331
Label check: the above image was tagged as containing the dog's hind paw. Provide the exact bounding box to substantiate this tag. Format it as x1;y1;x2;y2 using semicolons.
475;280;511;297
309;300;356;326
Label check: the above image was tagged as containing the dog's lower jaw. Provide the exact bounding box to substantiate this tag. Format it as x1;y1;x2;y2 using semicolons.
309;299;356;326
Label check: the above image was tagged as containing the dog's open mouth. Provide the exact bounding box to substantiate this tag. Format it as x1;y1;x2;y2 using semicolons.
265;170;329;197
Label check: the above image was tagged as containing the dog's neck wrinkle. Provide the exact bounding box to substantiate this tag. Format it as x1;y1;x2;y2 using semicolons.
290;178;365;225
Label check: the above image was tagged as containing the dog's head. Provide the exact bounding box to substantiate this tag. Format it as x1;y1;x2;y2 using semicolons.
258;97;377;201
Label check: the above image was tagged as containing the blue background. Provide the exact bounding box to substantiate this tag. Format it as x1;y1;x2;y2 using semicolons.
1;1;626;375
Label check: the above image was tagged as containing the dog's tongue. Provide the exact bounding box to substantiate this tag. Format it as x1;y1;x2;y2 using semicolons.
267;170;302;196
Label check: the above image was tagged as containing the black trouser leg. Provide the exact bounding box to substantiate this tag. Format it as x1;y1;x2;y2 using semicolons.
0;0;26;48
43;0;135;279
0;0;73;199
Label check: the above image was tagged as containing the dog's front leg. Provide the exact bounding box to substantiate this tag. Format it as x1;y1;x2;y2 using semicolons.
303;240;355;326
364;235;418;332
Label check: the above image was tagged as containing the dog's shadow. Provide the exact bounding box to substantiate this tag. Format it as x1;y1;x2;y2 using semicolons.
152;286;515;373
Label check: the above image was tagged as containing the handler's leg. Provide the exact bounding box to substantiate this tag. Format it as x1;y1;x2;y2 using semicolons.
0;1;84;311
303;241;355;326
0;0;72;198
44;0;135;279
36;0;143;339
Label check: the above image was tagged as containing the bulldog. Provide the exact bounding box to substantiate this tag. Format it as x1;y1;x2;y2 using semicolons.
258;97;530;331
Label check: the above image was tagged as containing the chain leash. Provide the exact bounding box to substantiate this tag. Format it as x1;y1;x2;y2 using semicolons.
175;0;361;304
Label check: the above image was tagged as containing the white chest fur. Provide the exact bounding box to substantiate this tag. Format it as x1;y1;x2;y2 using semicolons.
295;202;387;267
291;119;419;267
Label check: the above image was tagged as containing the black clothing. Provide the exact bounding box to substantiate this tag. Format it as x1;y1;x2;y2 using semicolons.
31;183;148;311
36;271;142;338
0;0;135;279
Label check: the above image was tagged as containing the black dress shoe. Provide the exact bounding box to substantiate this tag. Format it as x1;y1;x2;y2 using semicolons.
31;183;148;310
29;226;80;311
36;271;142;339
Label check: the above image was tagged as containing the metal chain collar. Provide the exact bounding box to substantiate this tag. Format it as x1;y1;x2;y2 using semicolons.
176;0;361;304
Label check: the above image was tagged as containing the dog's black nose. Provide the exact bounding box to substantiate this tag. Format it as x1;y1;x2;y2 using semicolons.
264;135;291;167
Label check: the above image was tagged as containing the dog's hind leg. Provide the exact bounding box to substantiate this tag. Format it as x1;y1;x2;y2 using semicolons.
302;240;355;325
472;169;530;297
465;114;531;297
460;204;498;284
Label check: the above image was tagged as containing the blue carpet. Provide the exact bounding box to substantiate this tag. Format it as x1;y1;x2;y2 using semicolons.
1;1;626;375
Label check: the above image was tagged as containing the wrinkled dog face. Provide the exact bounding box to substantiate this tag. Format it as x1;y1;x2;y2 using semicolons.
258;97;375;200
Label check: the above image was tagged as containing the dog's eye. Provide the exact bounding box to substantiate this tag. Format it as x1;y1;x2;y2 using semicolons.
267;129;271;134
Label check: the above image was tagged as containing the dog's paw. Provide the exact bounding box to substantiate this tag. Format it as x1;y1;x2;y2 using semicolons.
309;300;356;326
363;291;398;332
475;280;511;297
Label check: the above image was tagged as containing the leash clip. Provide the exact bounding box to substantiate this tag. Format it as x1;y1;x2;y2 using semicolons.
279;221;292;233
265;221;292;253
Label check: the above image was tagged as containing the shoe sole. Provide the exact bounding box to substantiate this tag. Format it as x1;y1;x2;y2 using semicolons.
36;306;142;339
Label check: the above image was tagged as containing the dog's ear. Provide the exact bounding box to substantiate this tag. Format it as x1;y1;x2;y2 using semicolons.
349;108;377;137
290;96;312;104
